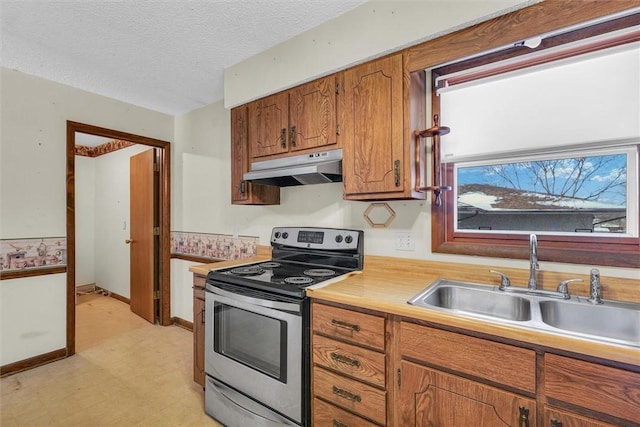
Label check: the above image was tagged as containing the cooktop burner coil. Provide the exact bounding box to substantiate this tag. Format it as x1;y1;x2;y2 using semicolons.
230;265;265;276
284;276;314;285
304;268;336;277
259;262;281;269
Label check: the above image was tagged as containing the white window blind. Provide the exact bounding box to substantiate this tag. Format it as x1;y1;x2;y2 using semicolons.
438;41;640;163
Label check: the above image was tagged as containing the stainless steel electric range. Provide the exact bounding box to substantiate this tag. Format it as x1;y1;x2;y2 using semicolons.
204;227;364;427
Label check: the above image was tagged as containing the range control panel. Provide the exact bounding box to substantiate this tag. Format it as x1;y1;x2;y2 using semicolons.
271;227;362;251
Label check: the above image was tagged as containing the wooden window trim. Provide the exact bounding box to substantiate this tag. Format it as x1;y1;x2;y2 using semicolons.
428;10;640;269
432;157;640;268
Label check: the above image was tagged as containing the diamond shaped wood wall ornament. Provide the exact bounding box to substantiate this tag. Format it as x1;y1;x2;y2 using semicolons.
363;203;396;228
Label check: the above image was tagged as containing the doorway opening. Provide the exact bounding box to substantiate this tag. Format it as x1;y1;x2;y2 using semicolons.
66;121;171;357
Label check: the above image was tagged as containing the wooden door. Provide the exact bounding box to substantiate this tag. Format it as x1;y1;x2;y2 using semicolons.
230;106;280;205
342;54;404;197
129;149;156;323
248;92;289;159
398;361;536;426
288;75;337;152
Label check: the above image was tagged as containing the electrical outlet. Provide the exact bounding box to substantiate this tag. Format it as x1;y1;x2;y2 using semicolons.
395;232;415;251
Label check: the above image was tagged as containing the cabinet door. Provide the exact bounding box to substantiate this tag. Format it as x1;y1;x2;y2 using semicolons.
398;361;536;427
248;92;289;158
231;106;280;205
193;287;205;387
288;75;338;152
545;407;616;427
342;54;404;197
545;353;640;425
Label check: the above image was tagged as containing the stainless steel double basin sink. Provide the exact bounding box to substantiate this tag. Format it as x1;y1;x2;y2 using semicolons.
408;279;640;348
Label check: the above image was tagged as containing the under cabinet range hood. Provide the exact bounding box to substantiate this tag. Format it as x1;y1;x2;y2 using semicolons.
243;148;342;187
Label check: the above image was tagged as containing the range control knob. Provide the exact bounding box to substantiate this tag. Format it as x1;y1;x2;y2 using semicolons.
274;232;281;239
345;235;353;244
282;232;289;239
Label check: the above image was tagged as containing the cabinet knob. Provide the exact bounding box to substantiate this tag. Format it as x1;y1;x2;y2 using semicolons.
125;239;133;244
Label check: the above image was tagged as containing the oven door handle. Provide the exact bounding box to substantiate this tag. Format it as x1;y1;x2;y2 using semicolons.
208;285;302;314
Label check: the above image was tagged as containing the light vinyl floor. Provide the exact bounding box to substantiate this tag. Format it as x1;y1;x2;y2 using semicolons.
1;294;221;426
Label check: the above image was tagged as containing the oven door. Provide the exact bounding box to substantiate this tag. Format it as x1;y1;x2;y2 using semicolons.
205;284;303;424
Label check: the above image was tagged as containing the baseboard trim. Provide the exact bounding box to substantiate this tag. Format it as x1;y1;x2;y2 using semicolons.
95;286;130;305
172;317;193;331
1;348;67;377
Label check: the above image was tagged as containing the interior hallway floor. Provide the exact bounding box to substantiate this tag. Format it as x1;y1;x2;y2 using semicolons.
1;293;221;426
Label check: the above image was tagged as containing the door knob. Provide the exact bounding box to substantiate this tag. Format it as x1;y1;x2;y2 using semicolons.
125;239;133;244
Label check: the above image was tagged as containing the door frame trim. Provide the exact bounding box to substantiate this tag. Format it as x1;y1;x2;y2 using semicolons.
66;121;171;357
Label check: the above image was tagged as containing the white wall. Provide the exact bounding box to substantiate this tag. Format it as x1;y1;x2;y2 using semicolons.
0;68;173;366
75;155;96;286
171;259;199;322
224;0;535;107
0;275;67;364
173;101;638;282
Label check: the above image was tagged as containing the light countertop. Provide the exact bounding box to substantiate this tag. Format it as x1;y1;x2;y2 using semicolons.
190;255;639;366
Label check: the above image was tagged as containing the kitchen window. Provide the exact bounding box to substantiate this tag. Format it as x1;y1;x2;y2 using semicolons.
455;147;637;236
429;15;640;268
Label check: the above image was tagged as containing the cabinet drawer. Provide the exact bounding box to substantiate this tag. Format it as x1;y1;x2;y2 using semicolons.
313;334;385;388
193;286;205;300
545;353;640;424
400;321;536;393
545;406;616;427
313;304;385;350
313;398;380;427
313;366;386;425
193;274;206;289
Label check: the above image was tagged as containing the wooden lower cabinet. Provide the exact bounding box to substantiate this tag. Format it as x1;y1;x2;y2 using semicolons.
311;299;638;427
312;302;387;426
193;274;206;387
544;353;640;426
314;366;386;425
398;360;536;426
544;407;616;427
314;397;379;427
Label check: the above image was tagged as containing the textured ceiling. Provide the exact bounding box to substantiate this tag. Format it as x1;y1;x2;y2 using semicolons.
1;0;366;115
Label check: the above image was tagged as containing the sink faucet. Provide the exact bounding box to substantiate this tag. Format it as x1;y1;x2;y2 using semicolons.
527;234;538;290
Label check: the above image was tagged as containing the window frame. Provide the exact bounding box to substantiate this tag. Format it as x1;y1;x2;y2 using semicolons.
429;16;640;269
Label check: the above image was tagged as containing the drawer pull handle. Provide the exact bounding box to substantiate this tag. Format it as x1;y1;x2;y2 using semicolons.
518;406;530;427
331;319;360;332
332;385;361;403
550;420;562;427
333;420;348;427
331;352;361;368
290;126;297;146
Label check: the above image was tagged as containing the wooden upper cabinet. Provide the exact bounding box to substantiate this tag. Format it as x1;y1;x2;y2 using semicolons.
289;76;338;152
248;92;289;158
248;75;338;160
230;106;280;205
342;53;419;200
